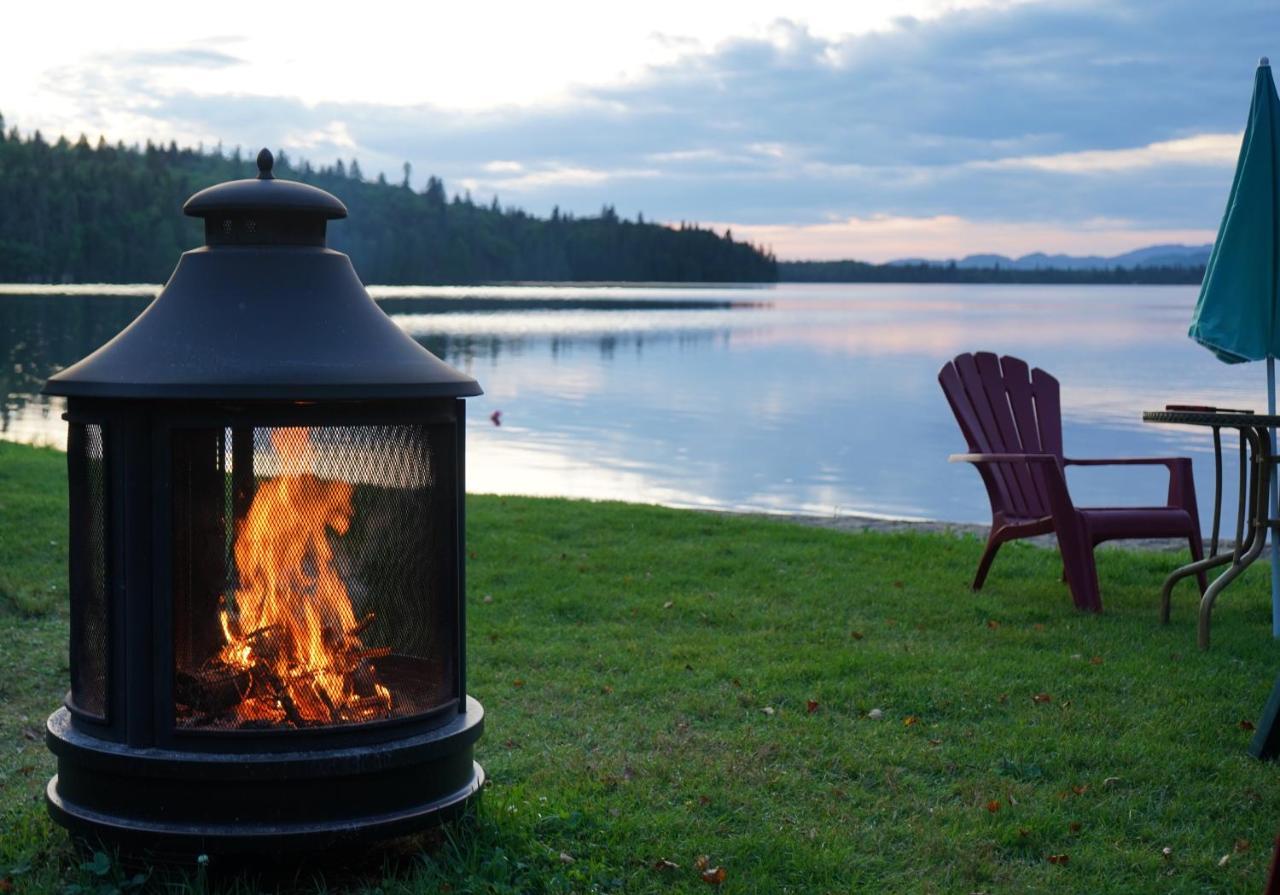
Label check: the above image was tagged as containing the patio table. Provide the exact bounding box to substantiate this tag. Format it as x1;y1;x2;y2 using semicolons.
1142;407;1274;651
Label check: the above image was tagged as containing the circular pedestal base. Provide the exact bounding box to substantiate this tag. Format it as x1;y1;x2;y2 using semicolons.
44;699;484;856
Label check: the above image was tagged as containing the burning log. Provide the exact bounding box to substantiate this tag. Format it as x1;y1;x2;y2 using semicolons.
175;664;250;715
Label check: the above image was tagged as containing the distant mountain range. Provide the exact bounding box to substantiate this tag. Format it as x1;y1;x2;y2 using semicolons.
778;244;1212;284
887;243;1212;271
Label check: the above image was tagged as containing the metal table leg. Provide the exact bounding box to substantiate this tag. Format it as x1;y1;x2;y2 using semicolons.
1211;426;1223;557
1198;426;1272;650
1161;425;1236;622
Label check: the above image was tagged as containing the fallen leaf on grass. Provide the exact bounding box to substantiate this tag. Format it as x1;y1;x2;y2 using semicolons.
997;693;1009;704
512;679;526;688
503;739;518;749
986;619;1000;630
653;859;679;872
1071;785;1089;796
663;601;674;609
806;700;820;714
1090;656;1103;665
1218;854;1231;867
928;738;943;747
761;706;775;716
1235;839;1251;853
903;715;919;727
1239;719;1256;731
601;685;613;695
1068;821;1082;833
1033;623;1046;632
892;580;904;589
731;678;742;688
1032;693;1052;704
1046;854;1069;865
851;631;864;640
701;866;727;885
695;855;710;871
986;800;1000;813
698;795;711;807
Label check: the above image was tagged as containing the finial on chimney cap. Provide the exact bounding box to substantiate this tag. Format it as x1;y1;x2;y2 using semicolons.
256;148;274;180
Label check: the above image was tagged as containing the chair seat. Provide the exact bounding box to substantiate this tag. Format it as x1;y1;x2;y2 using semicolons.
1078;506;1195;540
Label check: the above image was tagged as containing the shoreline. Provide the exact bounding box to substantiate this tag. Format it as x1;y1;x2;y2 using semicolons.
726;509;1207;553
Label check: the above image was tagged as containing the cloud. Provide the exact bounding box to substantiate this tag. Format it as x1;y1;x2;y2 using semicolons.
9;0;1277;257
975;132;1243;173
468;164;662;193
114;48;243;69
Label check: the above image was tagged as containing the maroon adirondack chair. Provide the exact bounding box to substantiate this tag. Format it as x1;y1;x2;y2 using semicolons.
939;352;1206;612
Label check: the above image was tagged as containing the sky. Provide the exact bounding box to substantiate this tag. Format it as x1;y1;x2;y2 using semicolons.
1;0;1276;261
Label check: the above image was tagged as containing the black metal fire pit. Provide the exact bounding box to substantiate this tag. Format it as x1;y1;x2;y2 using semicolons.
40;150;484;854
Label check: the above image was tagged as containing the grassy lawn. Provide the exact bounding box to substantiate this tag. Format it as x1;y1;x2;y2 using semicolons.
2;439;1280;893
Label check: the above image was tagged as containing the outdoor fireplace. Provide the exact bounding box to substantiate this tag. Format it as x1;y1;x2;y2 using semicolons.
41;150;484;853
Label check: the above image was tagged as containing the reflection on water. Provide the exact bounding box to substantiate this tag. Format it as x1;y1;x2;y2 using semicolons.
0;282;1264;528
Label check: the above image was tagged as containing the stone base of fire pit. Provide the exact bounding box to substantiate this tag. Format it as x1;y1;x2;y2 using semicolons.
43;699;484;855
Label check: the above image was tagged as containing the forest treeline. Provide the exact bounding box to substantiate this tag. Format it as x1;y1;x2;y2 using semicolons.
779;259;1207;285
0;117;778;284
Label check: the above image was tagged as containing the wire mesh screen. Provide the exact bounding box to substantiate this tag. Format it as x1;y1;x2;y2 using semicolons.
172;423;457;731
68;422;109;719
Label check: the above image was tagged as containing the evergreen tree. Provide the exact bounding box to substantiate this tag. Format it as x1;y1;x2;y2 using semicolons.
0;116;779;285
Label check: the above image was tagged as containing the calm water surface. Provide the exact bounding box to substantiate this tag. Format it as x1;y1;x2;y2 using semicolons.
0;282;1260;529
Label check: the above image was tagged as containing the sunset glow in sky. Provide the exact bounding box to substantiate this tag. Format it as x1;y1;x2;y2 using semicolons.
1;0;1275;260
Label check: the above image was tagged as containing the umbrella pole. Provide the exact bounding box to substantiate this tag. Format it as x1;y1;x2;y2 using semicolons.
1270;357;1279;637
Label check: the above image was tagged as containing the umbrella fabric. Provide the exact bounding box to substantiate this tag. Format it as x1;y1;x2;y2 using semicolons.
1188;61;1280;363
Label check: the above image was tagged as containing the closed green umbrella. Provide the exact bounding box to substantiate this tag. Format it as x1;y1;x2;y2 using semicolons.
1188;57;1280;635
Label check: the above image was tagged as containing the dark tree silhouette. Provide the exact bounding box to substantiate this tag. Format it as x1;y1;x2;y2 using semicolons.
0;119;777;285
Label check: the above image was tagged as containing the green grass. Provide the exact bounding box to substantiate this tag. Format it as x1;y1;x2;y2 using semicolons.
2;438;1280;893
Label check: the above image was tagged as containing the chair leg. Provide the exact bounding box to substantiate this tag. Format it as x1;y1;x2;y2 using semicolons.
1057;520;1102;613
972;534;1003;591
1188;531;1207;596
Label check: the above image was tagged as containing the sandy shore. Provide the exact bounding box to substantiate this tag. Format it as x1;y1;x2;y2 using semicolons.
732;510;1209;554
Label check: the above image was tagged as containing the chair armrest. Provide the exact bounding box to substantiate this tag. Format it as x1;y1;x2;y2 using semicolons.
949;452;1061;465
948;453;1075;519
1063;457;1196;511
1063;457;1189;468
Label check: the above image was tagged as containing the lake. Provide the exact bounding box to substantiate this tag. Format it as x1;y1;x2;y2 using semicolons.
0;282;1261;530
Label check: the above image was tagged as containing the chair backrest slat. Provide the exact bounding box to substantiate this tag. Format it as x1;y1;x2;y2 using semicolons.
1031;367;1063;456
998;356;1053;511
938;352;1063;520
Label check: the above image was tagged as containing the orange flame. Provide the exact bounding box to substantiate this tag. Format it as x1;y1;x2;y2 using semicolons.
217;427;391;725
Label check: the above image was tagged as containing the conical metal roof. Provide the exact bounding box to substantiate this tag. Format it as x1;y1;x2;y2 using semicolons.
44;150;480;401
